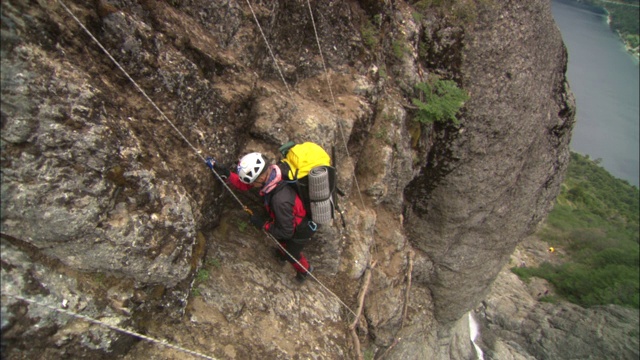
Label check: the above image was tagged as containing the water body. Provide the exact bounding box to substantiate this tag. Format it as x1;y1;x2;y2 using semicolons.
552;0;640;187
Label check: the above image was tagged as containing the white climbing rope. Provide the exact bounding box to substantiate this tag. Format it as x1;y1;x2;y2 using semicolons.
56;0;249;215
262;227;358;317
57;0;357;318
244;0;294;99
3;293;218;360
245;0;366;210
304;0;367;210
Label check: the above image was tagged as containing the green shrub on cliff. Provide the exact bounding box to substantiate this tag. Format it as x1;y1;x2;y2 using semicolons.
361;19;378;49
412;78;469;125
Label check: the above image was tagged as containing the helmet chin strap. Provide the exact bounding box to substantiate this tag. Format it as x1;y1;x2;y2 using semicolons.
252;170;268;188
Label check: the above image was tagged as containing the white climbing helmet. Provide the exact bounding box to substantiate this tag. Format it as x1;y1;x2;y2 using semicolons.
237;152;267;184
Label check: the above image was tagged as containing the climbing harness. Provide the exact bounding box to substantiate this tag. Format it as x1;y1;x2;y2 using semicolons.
3;293;218;360
57;0;357;318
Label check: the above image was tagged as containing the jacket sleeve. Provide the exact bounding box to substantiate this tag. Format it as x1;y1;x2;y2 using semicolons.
227;172;253;191
266;188;296;240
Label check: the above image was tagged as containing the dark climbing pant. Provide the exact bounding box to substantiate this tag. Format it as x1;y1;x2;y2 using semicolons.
277;239;310;274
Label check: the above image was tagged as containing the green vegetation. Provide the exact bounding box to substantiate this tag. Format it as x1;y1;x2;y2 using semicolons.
598;1;639;34
512;152;639;308
236;219;248;232
413;0;446;12
378;64;388;79
411;78;469;125
191;268;211;297
392;38;410;61
412;11;424;23
206;258;221;269
538;295;560;304
608;1;640;54
191;260;220;297
91;272;107;289
582;0;639;54
625;33;639;49
195;268;210;283
373;14;383;27
411;0;483;24
361;19;379;49
364;348;375;360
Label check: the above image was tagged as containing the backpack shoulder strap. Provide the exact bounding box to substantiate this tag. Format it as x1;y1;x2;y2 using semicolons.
278;141;296;157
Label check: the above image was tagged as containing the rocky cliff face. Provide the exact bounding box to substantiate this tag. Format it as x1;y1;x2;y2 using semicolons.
2;0;578;359
404;0;574;325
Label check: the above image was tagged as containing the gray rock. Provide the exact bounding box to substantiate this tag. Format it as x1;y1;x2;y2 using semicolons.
404;0;574;325
477;261;640;360
0;0;589;359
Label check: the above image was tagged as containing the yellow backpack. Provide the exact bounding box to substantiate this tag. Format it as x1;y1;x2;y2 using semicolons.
279;142;338;225
281;142;331;180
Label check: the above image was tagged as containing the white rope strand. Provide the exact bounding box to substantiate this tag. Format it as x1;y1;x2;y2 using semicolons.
57;1;201;161
3;293;218;360
244;0;294;99
56;0;357;319
305;0;366;209
57;0;249;214
261;230;358;317
244;0;366;209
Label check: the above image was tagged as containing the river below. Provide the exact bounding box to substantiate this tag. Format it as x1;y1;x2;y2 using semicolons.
552;0;640;187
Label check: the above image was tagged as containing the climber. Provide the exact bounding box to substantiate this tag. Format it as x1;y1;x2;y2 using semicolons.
205;153;315;283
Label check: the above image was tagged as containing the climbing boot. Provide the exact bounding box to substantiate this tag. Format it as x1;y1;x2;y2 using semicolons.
274;248;287;262
295;266;314;283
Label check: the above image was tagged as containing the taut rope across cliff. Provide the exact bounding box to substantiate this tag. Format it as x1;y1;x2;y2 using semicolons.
244;0;367;210
4;293;219;360
56;0;357;318
303;0;366;210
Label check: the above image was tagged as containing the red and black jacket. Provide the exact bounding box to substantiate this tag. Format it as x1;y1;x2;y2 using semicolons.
263;181;307;240
227;162;309;240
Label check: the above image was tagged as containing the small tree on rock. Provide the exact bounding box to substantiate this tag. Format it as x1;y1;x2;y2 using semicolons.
412;78;469;126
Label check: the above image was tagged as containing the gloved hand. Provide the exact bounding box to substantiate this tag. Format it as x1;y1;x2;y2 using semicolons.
205;157;216;170
205;157;230;179
250;214;268;230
